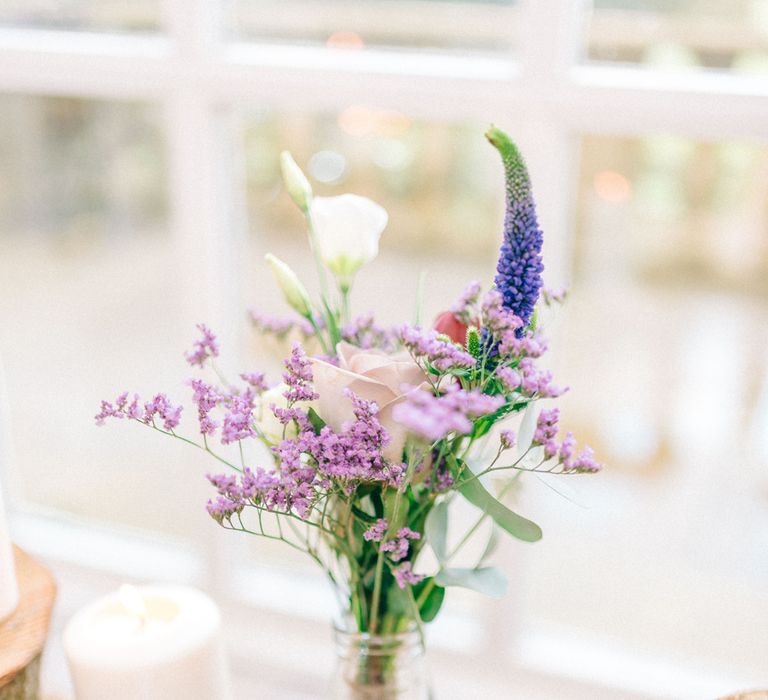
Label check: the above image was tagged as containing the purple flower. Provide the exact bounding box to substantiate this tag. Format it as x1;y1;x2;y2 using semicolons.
397;324;476;372
142;393;183;431
569;446;602;473
341;313;394;350
392;384;504;442
393;561;424;589
220;393;255;444
558;434;601;473
363;519;388;542
481;290;523;341
95;392;129;425
282;343;319;404
533;407;560;458
306;391;392;483
189;379;221;436
96;391;182;430
250;310;321;340
500;430;516;450
450;281;482;323
425;456;454;493
515;358;566;399
498;331;548;359
487;127;544;331
240;372;268;392
381;527;421;562
185;323;219;367
496;367;522;393
206;496;243;524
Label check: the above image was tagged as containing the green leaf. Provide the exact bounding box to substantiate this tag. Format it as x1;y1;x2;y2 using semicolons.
435;567;508;598
458;476;542;542
321;297;342;348
478;525;500;566
424;500;449;562
414;579;445;622
351;505;377;524
307;407;326;435
384;490;407;530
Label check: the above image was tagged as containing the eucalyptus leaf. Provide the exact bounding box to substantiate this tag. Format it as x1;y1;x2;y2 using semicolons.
478;525;501;566
459;475;542;542
425;500;449;562
435;567;508;598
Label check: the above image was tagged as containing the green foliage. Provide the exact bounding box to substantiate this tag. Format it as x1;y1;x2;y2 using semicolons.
425;500;449;562
470;399;528;439
306;407;326;435
435;567;508;598
458;474;542;543
414;579;445;622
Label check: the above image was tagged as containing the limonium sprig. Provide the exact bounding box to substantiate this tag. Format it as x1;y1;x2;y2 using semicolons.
95;126;602;640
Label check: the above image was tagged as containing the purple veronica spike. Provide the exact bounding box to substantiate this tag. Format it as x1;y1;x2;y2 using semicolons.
486;126;544;331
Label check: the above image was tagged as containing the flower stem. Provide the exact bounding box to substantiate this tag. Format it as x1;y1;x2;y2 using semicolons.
446;472;522;560
369;545;386;634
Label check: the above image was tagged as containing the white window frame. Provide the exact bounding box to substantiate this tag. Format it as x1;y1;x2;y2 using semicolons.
1;1;767;697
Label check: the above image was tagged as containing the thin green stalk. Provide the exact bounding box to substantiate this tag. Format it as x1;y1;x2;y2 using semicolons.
340;285;351;326
369;545;386;634
446;472;522;560
404;582;426;649
145;422;242;472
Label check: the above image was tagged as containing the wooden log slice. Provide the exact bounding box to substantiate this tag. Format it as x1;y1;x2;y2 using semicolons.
0;547;56;700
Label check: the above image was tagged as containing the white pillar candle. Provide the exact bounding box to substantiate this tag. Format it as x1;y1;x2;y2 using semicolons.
64;584;233;700
0;355;19;623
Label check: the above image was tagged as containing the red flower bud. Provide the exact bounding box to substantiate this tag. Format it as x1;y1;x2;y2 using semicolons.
433;311;469;346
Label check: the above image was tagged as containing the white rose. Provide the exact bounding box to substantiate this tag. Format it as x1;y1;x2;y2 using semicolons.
309;194;388;288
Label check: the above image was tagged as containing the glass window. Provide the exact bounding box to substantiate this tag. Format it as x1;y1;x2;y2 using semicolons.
521;133;768;675
0;0;160;33
585;0;768;74
0;95;211;538
229;0;519;53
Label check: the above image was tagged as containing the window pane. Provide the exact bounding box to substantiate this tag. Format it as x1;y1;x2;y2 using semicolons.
0;0;160;33
585;0;768;74
230;0;519;53
0;95;209;538
522;133;768;679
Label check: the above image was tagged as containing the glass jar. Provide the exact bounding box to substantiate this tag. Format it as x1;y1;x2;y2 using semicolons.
328;621;432;699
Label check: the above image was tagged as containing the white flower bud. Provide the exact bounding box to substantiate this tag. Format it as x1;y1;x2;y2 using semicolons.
280;151;313;212
265;254;312;318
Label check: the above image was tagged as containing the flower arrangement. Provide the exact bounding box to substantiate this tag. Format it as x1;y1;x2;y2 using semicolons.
96;126;600;647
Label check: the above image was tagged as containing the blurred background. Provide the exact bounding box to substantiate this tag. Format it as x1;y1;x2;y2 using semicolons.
0;1;767;698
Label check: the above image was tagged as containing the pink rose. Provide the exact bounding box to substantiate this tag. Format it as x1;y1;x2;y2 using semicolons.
311;342;427;461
